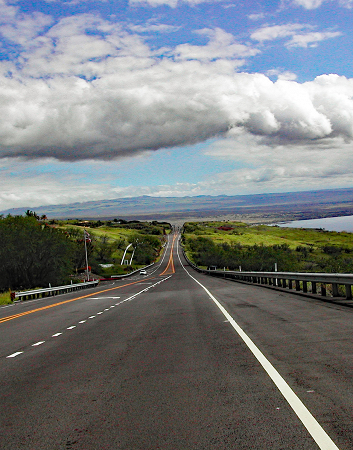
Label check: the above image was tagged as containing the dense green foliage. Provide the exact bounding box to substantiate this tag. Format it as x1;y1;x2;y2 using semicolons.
0;216;74;290
0;215;170;294
64;220;169;276
183;221;353;273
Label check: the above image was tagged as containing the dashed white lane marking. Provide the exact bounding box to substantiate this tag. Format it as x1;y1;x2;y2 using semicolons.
7;352;23;358
5;276;172;361
177;240;340;450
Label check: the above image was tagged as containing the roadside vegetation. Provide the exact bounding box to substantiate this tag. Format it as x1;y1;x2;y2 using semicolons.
182;221;353;273
0;213;171;304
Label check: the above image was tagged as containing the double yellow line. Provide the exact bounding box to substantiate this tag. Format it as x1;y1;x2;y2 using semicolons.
160;234;176;276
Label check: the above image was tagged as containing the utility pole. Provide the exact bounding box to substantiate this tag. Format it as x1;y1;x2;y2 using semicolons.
84;229;91;281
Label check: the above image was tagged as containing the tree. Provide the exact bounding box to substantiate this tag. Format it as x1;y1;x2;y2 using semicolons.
0;216;74;290
25;210;40;220
130;234;161;265
94;234;114;263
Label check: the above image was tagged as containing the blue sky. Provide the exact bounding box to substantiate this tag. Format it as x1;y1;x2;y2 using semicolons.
1;0;353;210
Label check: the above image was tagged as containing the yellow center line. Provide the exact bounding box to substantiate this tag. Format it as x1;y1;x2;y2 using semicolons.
160;234;176;276
0;234;177;325
0;277;156;325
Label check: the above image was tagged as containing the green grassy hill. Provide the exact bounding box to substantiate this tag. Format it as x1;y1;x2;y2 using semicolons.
182;221;353;273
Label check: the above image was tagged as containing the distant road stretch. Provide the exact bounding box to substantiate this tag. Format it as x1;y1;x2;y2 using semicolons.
1;233;352;449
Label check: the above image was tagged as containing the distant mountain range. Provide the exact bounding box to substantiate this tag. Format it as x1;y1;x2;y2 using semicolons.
2;188;353;223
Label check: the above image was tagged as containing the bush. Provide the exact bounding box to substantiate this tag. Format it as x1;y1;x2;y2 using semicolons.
0;215;74;290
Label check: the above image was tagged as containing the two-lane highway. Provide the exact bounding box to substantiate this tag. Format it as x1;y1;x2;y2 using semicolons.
1;233;352;449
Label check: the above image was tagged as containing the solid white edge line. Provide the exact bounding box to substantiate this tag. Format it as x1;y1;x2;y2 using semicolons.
176;240;340;450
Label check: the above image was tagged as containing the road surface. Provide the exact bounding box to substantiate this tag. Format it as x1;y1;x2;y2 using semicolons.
1;233;352;449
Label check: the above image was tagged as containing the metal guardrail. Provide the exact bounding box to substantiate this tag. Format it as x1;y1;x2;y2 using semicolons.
13;280;100;301
99;262;155;281
182;249;353;300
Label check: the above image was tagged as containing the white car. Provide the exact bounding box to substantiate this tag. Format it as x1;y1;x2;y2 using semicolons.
140;269;147;275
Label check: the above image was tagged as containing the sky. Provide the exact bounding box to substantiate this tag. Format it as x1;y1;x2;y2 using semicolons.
1;0;353;211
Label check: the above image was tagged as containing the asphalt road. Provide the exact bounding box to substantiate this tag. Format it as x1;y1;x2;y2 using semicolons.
1;233;352;449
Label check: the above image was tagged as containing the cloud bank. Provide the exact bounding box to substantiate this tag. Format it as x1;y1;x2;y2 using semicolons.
0;10;351;162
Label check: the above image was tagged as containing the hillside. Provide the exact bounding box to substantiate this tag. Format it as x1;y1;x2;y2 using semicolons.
2;188;353;222
182;221;353;274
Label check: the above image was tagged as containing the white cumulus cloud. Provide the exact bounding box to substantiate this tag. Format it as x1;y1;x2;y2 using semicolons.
290;0;327;9
285;0;353;9
251;23;341;48
287;31;342;48
172;28;259;61
129;0;220;6
251;23;307;42
0;12;352;164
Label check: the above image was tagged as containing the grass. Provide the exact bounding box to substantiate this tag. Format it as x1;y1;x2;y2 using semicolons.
59;221;168;274
0;290;12;305
183;221;353;273
61;224;137;262
184;221;353;250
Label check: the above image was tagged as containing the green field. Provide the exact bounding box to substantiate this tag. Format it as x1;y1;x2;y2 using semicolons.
182;221;353;273
183;221;353;249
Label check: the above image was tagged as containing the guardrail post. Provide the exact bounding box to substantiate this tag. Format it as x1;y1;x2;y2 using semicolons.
345;285;352;300
321;283;326;296
181;249;353;302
